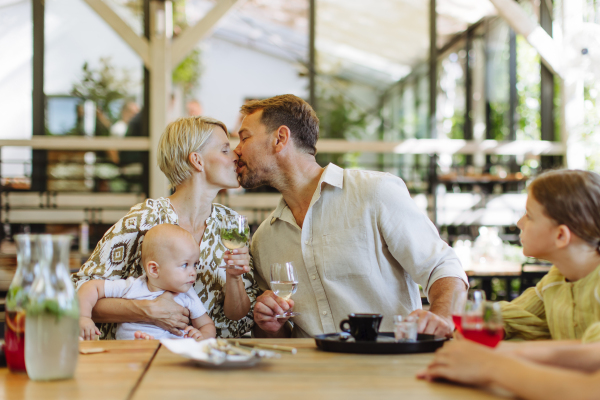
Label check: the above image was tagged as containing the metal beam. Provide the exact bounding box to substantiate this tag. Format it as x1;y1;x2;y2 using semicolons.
509;29;517;141
429;0;438;226
429;0;438;139
31;0;47;192
83;0;151;69
171;0;240;69
309;0;316;109
488;0;563;78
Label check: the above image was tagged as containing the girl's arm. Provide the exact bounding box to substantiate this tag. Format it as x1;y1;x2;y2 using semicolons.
500;340;600;373
420;338;600;400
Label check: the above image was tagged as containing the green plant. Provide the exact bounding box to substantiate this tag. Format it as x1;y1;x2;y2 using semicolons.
71;58;135;135
173;48;202;98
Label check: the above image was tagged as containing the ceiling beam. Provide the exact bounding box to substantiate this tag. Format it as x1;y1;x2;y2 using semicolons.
171;0;240;69
488;0;563;79
83;0;151;69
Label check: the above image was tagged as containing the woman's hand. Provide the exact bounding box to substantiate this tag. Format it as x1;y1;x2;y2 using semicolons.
144;291;190;336
416;333;498;386
223;246;252;320
79;316;101;340
222;247;250;276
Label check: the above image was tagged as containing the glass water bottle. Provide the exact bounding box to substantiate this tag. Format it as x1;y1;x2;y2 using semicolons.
25;234;79;381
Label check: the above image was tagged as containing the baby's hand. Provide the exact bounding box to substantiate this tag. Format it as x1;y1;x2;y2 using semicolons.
134;331;155;340
183;326;205;341
79;317;100;340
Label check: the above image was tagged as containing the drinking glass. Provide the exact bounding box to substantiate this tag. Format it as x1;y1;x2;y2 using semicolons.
26;234;79;380
220;215;249;270
270;262;300;318
393;315;418;342
450;289;486;334
461;301;504;347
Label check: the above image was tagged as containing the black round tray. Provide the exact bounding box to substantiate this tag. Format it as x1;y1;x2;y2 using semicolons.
314;332;447;354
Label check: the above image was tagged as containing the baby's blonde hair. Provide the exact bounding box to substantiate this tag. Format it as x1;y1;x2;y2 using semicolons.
141;224;197;270
157;116;228;188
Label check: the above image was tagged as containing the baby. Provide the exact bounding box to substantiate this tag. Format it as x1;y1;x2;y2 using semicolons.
78;224;216;340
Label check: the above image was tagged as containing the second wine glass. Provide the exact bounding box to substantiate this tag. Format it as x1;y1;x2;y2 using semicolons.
270;262;300;318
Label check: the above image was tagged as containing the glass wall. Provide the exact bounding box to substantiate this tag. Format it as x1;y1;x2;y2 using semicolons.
0;0;33;186
43;0;146;193
486;19;511;141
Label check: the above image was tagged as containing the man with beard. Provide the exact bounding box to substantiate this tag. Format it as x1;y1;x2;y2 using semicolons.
234;94;467;338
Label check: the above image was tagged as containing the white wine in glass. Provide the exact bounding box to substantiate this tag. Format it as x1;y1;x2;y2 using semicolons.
270;262;300;318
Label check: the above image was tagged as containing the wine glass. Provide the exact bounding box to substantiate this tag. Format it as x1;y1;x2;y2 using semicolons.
220;215;249;270
270;262;300;318
450;289;486;334
461;301;504;347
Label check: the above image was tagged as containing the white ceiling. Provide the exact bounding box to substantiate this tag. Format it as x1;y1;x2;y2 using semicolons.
316;0;497;82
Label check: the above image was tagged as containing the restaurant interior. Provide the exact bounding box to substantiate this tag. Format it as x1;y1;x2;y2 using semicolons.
1;0;600;398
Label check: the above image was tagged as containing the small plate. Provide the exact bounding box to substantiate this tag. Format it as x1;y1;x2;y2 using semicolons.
161;338;262;369
315;332;447;354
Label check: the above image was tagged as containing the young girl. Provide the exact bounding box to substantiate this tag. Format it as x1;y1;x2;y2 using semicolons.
417;169;600;399
499;169;600;343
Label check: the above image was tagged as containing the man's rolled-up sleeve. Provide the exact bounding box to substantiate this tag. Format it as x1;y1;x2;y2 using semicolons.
376;174;468;299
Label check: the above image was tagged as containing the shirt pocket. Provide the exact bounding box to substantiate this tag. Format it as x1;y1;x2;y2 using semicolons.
322;227;372;280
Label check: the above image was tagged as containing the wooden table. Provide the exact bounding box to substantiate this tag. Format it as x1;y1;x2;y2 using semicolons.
134;339;509;400
464;261;551;301
1;339;511;400
0;340;159;400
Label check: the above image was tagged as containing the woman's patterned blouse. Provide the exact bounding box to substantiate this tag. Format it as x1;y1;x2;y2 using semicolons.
72;197;259;339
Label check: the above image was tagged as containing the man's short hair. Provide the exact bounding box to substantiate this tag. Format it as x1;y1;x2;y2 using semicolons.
240;94;319;155
157;116;227;188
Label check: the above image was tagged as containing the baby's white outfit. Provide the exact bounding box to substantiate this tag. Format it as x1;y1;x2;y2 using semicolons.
103;276;207;340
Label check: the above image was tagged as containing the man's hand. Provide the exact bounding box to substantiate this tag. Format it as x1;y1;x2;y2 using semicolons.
416;333;497;386
79;316;100;340
144;291;190;336
253;290;293;336
183;326;205;341
409;309;454;337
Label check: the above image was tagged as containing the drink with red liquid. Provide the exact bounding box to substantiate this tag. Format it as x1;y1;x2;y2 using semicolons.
462;327;504;347
462;301;504;348
5;311;26;373
6;234;42;373
451;315;462;333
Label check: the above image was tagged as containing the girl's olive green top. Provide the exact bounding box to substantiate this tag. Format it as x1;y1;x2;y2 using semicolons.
501;265;600;343
72;198;259;339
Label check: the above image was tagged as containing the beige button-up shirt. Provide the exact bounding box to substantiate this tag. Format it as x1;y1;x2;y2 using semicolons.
251;164;468;337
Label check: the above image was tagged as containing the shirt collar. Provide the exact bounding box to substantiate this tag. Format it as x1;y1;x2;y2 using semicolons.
320;163;344;189
270;163;343;225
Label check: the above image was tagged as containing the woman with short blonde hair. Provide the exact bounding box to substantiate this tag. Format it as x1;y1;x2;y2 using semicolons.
74;116;257;339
